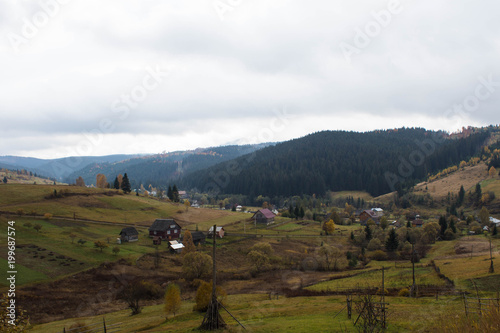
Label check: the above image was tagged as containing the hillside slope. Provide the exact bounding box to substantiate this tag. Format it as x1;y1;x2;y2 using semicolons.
182;128;490;198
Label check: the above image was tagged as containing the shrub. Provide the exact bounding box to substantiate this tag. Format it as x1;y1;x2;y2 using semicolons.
249;242;273;256
193;281;226;312
367;250;387;261
68;322;91;333
398;288;410;297
367;238;383;251
44;213;53;220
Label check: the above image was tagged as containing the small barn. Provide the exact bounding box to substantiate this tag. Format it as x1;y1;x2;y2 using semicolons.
190;231;206;245
169;240;185;254
149;219;181;240
152;236;161;245
119;227;139;242
208;226;225;238
252;208;276;225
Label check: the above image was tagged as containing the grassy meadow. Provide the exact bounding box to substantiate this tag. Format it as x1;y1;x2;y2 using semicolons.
1;183;499;332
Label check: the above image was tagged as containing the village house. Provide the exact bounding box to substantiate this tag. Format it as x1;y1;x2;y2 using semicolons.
190;231;206;245
359;208;384;225
252;208;276;225
119;227;139;242
490;216;500;227
148;219;181;240
359;210;377;224
208;226;225;238
412;219;424;228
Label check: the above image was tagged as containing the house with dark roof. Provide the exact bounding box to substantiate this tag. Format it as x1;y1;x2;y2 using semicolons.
252;208;276;225
148;219;181;240
411;219;424;228
190;231;206;245
119;227;139;242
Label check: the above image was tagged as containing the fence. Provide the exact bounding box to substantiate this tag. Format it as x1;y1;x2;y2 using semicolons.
464;296;500;317
61;318;121;333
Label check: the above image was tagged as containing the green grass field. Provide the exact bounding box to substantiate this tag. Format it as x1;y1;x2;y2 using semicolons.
29;293;465;332
0;216;156;287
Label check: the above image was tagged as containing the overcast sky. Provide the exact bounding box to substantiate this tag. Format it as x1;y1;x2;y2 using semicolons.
1;0;499;159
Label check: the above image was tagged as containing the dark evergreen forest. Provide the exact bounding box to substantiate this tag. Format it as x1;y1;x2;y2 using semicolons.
182;128;489;197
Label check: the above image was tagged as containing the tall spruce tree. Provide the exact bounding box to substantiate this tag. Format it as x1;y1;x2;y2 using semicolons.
172;184;180;202
122;173;131;194
385;228;399;252
167;186;173;201
439;215;447;238
475;183;482;204
457;185;465;206
365;225;372;241
114;177;120;190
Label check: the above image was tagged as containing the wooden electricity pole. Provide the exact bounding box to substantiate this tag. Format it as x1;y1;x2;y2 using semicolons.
489;238;494;274
200;224;226;330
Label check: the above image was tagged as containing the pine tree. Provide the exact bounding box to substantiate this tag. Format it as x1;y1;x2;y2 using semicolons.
122;173;131;194
2;176;7;184
365;225;372;241
439;215;447;238
385;228;399;252
167;186;173;201
475;183;482;204
114;177;120;190
172;185;180;202
457;185;465;206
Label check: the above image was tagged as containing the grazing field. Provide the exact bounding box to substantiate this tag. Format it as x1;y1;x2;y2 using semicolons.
29;293;466;332
2;183;500;332
413;163;489;198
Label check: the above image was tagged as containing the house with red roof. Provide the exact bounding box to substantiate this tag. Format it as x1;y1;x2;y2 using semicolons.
252;208;276;225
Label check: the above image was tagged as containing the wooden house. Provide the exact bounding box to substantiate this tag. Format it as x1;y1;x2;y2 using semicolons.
252;208;276;225
411;219;424;228
119;227;139;242
208;226;225;238
359;210;378;224
149;219;181;240
190;231;206;245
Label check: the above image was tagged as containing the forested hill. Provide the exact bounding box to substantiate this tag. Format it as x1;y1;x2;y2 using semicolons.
181;128;490;197
65;143;271;187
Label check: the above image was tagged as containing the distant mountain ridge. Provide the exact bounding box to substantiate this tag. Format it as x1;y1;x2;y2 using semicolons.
0;154;144;181
63;143;273;187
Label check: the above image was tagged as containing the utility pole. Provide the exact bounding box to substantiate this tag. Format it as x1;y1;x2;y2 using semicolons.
411;242;416;297
489;238;494;273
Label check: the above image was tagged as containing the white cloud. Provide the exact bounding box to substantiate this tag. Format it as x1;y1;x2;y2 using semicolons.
1;0;499;158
